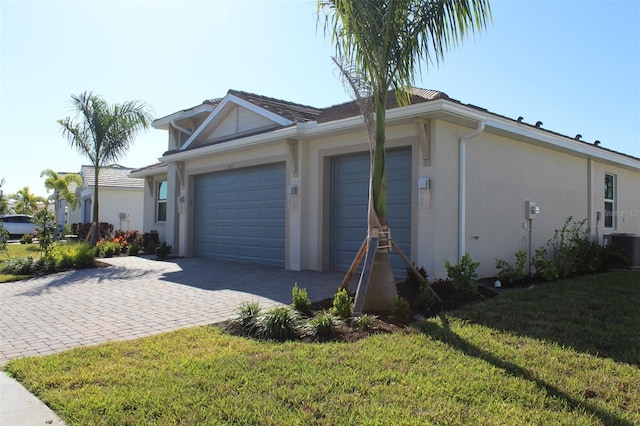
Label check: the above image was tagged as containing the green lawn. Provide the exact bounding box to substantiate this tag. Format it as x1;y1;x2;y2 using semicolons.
4;271;639;425
0;243;41;282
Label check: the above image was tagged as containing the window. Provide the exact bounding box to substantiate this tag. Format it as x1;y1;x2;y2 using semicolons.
604;173;615;229
156;181;168;222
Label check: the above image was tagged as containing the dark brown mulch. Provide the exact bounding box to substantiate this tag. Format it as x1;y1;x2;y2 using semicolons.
221;280;498;344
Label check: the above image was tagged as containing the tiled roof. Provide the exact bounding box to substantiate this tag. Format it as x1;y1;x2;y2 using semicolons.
81;165;144;189
154;87;638;162
227;90;323;123
130;162;167;175
316;88;448;123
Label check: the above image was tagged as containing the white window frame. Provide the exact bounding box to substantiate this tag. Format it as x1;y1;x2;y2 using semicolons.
156;180;168;223
604;173;616;229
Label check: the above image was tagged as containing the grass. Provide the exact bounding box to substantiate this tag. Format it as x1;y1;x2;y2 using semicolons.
4;271;639;425
0;243;41;282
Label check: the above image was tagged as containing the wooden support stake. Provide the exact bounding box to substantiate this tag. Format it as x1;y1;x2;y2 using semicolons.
390;239;442;303
353;237;378;317
340;238;368;290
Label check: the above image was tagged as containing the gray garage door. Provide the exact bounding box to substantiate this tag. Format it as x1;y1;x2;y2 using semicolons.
330;148;412;276
193;163;285;266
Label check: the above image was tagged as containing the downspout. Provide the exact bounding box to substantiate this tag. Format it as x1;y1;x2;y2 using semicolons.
170;120;192;136
458;120;486;260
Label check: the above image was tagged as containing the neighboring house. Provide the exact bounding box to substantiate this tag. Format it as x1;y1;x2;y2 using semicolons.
68;165;144;232
131;89;640;278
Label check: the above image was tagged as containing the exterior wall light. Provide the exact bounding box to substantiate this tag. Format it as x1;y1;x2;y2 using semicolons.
418;177;431;207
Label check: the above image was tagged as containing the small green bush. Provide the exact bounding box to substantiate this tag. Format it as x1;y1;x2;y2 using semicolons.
32;208;56;254
445;253;479;294
405;264;435;309
236;301;262;333
156;242;172;260
391;296;412;325
303;312;338;340
34;256;56;274
256;306;300;341
142;230;160;254
20;234;33;245
495;250;528;286
128;241;141;256
49;243;96;269
329;288;353;319
291;282;312;316
531;246;558;281
353;314;376;331
4;257;36;275
0;225;8;255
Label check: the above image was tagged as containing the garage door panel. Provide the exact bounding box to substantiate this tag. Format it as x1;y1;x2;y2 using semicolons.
331;149;411;275
194;163;285;266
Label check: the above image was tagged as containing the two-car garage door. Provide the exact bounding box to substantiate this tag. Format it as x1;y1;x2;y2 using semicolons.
192;149;411;273
193;163;286;266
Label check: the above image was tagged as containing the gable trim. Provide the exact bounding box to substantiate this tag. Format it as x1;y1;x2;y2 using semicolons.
180;94;294;151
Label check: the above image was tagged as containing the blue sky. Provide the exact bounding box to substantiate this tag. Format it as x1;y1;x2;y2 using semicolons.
1;0;638;196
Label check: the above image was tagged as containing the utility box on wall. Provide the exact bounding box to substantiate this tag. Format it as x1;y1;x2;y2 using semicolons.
609;233;640;269
525;201;540;219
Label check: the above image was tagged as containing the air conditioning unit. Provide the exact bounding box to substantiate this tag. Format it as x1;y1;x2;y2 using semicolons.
610;234;640;269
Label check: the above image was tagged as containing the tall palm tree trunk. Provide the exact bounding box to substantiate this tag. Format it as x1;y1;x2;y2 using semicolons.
360;92;397;312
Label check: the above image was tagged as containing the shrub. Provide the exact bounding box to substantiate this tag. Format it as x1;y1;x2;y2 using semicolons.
128;241;141;256
142;231;160;254
0;224;8;255
72;243;97;268
353;314;376;331
4;257;36;275
20;234;33;244
71;222;114;241
329;288;353;319
405;264;435;309
291;282;312;316
495;250;528;286
32;208;56;254
255;306;300;341
49;243;96;269
156;242;172;260
96;239;121;258
531;246;559;282
236;301;262;333
546;217;619;278
391;296;412;325
445;253;479;294
34;256;57;274
303;312;338;340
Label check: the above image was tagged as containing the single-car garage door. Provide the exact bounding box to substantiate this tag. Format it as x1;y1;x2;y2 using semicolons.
330;148;412;275
193;163;286;266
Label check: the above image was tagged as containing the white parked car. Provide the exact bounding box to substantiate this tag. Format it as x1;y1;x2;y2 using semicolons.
0;214;36;239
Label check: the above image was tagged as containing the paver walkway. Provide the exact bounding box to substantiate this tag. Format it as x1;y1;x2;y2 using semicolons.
1;256;343;366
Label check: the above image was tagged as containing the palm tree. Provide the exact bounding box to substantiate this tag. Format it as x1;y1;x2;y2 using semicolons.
0;178;9;215
40;169;83;239
320;0;491;312
9;186;47;215
58;92;152;244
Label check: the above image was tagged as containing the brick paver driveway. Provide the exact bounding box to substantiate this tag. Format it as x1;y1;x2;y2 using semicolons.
1;256;343;365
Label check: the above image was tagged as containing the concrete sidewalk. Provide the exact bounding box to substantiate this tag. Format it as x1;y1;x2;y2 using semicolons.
1;372;65;425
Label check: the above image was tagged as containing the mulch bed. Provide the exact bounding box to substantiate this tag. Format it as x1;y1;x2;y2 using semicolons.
222;279;499;344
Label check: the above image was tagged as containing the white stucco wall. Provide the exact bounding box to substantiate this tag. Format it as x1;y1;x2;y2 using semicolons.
147;114;639;280
95;188;144;231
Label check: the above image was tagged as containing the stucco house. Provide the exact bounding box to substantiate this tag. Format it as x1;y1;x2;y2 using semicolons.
68;165;144;232
131;89;640;279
